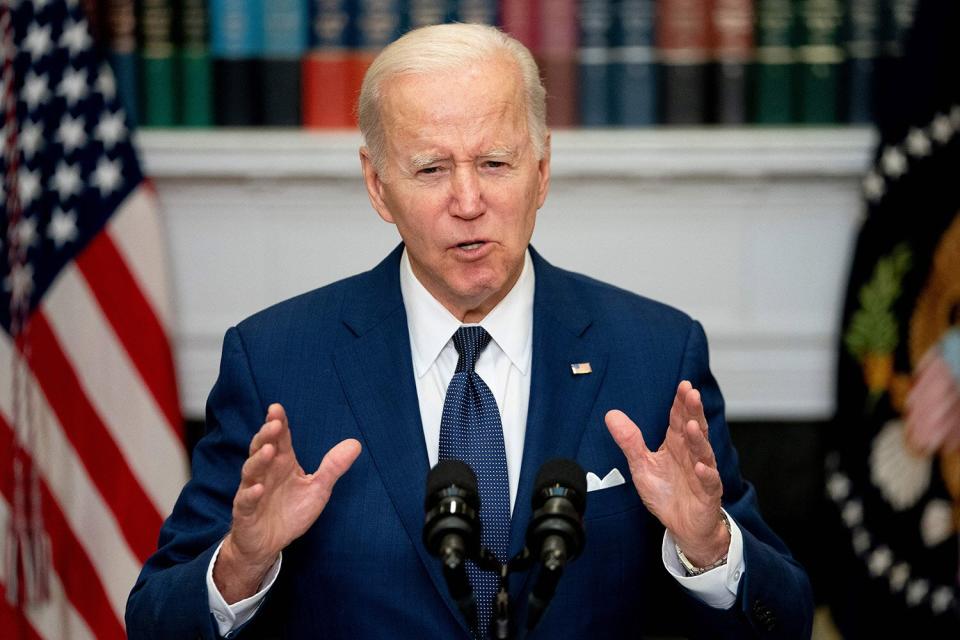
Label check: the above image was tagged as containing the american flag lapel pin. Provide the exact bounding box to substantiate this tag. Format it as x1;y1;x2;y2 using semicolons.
570;362;592;375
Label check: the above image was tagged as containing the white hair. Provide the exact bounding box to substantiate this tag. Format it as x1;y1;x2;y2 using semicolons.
358;23;548;175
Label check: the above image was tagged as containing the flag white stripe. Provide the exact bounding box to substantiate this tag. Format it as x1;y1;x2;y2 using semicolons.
0;497;97;640
0;333;141;623
41;264;188;517
105;186;174;332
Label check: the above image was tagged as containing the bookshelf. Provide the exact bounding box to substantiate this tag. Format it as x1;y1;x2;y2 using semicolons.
140;128;875;420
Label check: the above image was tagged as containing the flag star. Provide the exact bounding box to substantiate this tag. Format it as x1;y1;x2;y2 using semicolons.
15;216;39;248
826;472;850;501
930;113;953;143
905;579;929;606
4;263;35;305
23;23;53;61
17;168;41;207
53;161;82;199
863;170;885;203
92;157;122;196
59;20;93;56
841;499;863;527
22;70;50;111
56;114;87;152
888;563;910;592
58;67;89;107
930;586;955;614
49;208;79;248
851;527;871;555
95;111;127;148
19;120;44;159
905;128;931;157
880;146;907;178
867;546;892;576
95;64;117;101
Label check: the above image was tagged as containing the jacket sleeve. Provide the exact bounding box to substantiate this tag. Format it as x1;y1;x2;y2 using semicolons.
126;327;269;639
675;320;814;639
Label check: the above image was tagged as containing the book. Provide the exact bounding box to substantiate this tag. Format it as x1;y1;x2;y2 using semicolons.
844;0;880;124
210;0;264;125
454;0;497;25
138;0;178;126
303;0;358;128
611;0;656;126
539;0;578;127
261;0;310;126
711;0;753;124
796;0;844;123
754;0;797;124
408;0;451;29
105;0;139;125
657;0;711;124
578;0;613;127
178;0;214;127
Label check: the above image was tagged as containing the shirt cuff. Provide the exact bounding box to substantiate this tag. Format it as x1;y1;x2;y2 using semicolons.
206;540;282;637
661;508;745;610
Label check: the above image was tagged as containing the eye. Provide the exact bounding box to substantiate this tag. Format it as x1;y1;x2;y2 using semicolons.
484;160;507;169
418;166;441;175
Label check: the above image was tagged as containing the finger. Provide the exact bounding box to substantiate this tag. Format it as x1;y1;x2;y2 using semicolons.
683;386;709;437
233;483;265;518
312;439;363;494
669;381;693;435
249;418;282;457
694;461;723;498
265;403;295;456
605;409;650;463
684;419;717;469
240;443;276;488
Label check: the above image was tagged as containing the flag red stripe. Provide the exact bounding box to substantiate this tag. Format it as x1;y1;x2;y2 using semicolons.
0;416;125;639
0;585;44;640
75;232;183;442
19;314;163;562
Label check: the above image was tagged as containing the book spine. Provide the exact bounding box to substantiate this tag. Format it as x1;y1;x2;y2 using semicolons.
454;0;497;25
303;0;357;128
845;0;880;123
408;0;452;29
499;0;539;52
179;0;214;127
711;0;753;124
578;0;612;127
797;0;844;123
753;0;796;124
138;0;178;126
610;0;655;126
82;0;108;48
105;0;140;125
210;0;264;125
261;0;310;126
539;0;578;127
657;0;710;125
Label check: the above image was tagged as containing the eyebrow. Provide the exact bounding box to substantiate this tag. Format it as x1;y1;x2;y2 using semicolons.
408;147;516;171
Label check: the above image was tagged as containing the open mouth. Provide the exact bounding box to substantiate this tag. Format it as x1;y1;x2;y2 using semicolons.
456;241;486;250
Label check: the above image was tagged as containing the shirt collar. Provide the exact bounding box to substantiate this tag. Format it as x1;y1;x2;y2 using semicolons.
400;248;534;378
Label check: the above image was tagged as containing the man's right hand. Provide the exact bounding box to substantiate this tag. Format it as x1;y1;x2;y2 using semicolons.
213;403;362;603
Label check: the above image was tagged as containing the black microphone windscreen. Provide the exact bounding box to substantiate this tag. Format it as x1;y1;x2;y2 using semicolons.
426;459;478;498
533;458;586;511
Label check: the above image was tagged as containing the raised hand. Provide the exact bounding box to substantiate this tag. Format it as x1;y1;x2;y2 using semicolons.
214;403;362;603
605;381;729;567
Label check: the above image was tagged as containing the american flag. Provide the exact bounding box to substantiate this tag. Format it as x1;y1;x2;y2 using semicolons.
0;0;188;638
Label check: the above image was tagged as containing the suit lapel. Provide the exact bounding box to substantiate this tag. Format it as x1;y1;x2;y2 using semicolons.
509;250;607;561
332;246;470;634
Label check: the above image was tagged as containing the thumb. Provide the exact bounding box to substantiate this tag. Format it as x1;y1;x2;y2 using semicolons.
605;409;649;463
313;438;362;491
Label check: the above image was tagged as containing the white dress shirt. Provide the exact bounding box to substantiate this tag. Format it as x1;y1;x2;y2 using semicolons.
207;248;743;636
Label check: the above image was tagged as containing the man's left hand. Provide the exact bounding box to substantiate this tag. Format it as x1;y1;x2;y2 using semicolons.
606;381;730;567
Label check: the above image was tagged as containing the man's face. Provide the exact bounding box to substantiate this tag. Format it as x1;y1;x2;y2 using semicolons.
361;55;550;322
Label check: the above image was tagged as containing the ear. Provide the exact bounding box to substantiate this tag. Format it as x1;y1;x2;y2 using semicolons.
360;147;395;224
536;132;551;209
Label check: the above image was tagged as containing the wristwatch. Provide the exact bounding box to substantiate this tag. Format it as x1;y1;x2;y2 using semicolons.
675;510;731;576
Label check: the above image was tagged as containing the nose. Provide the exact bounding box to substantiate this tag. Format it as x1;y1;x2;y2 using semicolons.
449;166;484;219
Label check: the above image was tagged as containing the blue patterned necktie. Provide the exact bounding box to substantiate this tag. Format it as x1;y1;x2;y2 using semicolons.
438;326;510;638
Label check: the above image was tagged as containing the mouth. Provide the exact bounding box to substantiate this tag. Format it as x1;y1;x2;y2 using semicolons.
455;240;487;251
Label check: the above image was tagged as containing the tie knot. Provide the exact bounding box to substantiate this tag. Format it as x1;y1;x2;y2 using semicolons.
452;326;491;373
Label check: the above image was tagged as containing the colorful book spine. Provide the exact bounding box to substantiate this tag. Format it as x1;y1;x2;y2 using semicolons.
753;0;797;124
657;0;711;124
711;0;753;124
797;0;844;123
105;0;139;125
178;0;214;127
454;0;497;25
499;0;540;56
538;0;578;128
210;0;264;125
261;0;310;126
138;0;178;126
408;0;451;29
578;0;612;127
303;0;357;128
610;0;655;126
82;0;107;48
845;0;880;124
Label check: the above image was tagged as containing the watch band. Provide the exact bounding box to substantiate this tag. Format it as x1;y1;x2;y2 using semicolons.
675;510;731;576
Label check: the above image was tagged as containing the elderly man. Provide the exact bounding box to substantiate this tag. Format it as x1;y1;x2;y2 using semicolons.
126;23;812;639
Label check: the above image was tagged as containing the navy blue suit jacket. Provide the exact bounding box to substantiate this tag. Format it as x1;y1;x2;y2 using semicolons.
126;246;813;639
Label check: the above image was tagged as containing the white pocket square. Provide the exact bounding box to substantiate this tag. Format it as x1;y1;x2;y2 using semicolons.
586;468;626;492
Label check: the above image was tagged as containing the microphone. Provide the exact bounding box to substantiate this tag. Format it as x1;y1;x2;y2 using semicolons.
423;460;480;630
525;458;587;631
